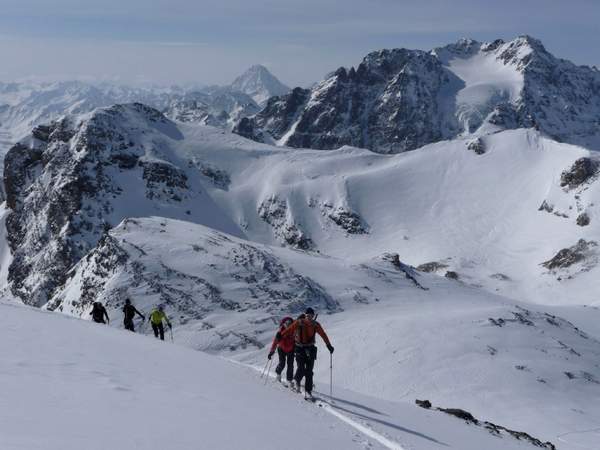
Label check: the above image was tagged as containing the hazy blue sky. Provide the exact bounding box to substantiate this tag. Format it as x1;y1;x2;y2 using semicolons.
0;0;598;87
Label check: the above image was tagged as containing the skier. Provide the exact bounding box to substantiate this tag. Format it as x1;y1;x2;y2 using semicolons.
268;316;295;385
277;307;334;399
149;305;172;340
122;298;145;332
90;301;110;324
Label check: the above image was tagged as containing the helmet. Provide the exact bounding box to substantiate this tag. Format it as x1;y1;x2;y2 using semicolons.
305;307;315;316
158;304;164;311
125;299;131;305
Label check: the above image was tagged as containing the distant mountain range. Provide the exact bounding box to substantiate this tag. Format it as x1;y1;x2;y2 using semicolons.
0;64;290;170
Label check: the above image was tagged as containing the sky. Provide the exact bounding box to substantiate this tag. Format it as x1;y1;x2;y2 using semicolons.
0;0;598;88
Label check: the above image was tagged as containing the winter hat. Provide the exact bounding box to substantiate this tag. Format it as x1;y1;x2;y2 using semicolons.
305;307;315;315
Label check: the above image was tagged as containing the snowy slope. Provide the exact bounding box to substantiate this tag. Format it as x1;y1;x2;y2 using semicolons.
172;125;600;306
1;299;558;450
44;216;599;447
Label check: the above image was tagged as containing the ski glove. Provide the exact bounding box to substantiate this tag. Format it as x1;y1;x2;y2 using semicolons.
327;345;334;354
275;332;282;341
268;351;274;360
168;323;173;329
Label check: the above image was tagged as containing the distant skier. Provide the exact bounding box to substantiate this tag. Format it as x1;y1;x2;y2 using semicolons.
149;305;172;340
122;298;145;332
277;307;334;399
268;316;295;385
90;301;110;324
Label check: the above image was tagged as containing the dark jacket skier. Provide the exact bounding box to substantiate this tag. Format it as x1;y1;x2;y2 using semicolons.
149;305;171;340
268;316;295;384
123;298;145;332
90;302;110;324
277;307;334;398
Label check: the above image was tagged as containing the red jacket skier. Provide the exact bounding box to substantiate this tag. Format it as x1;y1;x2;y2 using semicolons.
268;316;295;383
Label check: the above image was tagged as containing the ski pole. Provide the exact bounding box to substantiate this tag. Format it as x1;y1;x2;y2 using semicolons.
329;353;333;400
264;359;273;385
169;326;174;342
260;359;270;379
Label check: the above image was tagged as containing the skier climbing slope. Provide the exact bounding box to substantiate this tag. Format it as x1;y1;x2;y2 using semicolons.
0;300;549;450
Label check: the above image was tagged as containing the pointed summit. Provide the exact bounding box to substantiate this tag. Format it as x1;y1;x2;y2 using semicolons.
230;65;290;106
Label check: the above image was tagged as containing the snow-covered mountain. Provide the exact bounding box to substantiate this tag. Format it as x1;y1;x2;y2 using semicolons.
1;35;600;447
4;103;600;308
235;36;600;153
230;64;290;106
0;64;290;188
3;103;600;446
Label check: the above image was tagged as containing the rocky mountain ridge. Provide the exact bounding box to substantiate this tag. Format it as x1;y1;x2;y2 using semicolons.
235;35;600;153
0;65;290;177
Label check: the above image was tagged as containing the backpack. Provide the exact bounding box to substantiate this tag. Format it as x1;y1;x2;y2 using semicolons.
295;316;319;346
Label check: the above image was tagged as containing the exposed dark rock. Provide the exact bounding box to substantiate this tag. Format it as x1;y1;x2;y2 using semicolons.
31;124;52;142
445;271;459;280
542;239;598;269
576;212;590;226
467;138;485;155
258;196;313;250
382;253;428;290
423;400;557;449
194;162;231;190
323;204;368;234
560;158;600;189
417;261;448;273
141;161;188;189
483;423;556;450
415;399;432;409
438;408;479;423
538;200;553;213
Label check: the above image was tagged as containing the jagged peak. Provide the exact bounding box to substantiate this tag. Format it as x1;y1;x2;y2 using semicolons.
511;35;547;52
230;65;289;105
359;47;436;78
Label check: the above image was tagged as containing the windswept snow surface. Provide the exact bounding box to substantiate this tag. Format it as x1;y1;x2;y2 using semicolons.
0;300;545;450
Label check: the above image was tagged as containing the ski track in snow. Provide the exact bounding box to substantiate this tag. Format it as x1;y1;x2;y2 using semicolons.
557;426;600;449
315;401;407;450
240;360;408;450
